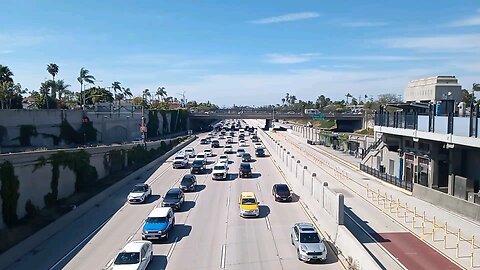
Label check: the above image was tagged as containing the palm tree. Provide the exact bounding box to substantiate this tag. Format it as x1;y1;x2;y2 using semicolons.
46;63;59;82
112;81;122;105
77;67;96;107
472;83;480;99
156;86;167;102
56;80;70;101
281;98;286;105
122;87;133;100
345;93;352;104
0;65;14;84
289;95;297;104
142;88;151;105
285;93;290;105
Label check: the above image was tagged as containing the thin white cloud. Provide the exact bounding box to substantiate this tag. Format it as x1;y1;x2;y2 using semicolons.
265;53;321;64
450;15;480;27
321;55;446;61
250;12;320;24
380;34;480;51
340;20;388;27
119;53;226;67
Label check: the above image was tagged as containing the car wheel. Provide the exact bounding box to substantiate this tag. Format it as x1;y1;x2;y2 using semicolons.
165;231;169;240
149;252;153;262
291;235;294;245
297;249;302;261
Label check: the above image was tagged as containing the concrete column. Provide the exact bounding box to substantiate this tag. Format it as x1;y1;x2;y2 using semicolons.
302;166;308;186
447;148;454;195
295;160;301;178
322;182;328;208
311;173;316;195
337;193;345;225
290;155;295;172
286;151;290;166
283;148;286;163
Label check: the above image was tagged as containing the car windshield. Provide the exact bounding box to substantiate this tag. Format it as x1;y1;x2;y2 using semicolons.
300;232;321;243
165;191;179;199
214;165;226;170
240;164;251;169
276;185;289;192
131;185;146;192
220;156;227;159
181;177;194;185
146;216;167;223
174;156;184;160
193;160;203;165
238;149;245;152
197;154;205;159
114;252;140;265
243;153;251;157
241;198;257;205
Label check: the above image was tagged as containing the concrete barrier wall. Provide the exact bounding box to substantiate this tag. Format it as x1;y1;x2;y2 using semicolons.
0;135;196;269
0;137;184;229
413;184;480;221
257;128;381;270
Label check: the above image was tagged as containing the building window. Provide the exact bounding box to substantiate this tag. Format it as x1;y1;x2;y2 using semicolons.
389;159;395;175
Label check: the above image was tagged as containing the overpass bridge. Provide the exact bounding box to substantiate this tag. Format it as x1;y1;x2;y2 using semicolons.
188;112;366;132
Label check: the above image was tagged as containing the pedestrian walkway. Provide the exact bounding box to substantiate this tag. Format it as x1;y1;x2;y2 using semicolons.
286;129;480;269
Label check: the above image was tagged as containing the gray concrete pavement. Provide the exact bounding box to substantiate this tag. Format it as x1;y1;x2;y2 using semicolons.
9;129;343;270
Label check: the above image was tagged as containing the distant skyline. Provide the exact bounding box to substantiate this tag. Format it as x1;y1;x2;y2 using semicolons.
1;0;480;106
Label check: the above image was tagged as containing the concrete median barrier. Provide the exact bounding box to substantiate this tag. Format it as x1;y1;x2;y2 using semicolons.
0;135;197;269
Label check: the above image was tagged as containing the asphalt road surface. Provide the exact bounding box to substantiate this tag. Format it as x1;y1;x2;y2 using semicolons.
7;130;343;270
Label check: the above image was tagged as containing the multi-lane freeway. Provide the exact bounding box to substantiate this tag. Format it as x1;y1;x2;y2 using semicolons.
6;121;342;270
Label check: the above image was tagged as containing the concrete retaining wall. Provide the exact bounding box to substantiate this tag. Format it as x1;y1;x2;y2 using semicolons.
0;135;196;268
413;184;480;221
257;128;381;270
0;137;185;229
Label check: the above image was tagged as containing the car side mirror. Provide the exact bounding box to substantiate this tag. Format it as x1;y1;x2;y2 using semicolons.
257;202;260;205
141;257;147;262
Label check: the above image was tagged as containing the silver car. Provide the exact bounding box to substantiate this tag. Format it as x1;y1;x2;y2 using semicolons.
291;223;327;262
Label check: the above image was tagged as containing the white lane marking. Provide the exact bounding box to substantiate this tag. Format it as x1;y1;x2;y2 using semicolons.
220;244;226;268
193;193;199;202
226;196;230;207
49;217;111;270
256;182;261;191
265;216;271;231
167;237;179;259
103;258;114;270
126;233;134;243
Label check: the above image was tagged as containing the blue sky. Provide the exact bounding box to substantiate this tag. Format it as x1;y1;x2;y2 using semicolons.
1;0;480;106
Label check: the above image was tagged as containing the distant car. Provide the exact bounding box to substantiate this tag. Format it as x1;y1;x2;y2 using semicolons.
195;153;207;164
142;207;175;240
224;145;234;154
254;143;263;149
161;188;185;210
212;163;229;180
127;184;152;204
239;192;259;217
226;137;233;144
211;139;220;148
180;174;197;192
242;153;252;162
251;136;259;142
112;240;153;270
218;154;229;164
184;147;196;158
239;140;247;147
219;135;225;139
204;149;213;157
255;148;265;157
236;148;246;157
291;223;327;262
200;138;209;144
172;154;188;169
272;183;292;202
190;159;206;174
239;162;252;178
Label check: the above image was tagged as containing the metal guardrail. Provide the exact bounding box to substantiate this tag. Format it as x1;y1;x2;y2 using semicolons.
359;164;412;192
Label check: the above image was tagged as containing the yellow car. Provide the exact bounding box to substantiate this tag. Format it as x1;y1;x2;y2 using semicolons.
239;192;260;217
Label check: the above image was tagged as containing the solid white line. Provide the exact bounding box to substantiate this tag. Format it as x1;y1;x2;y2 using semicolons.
167;237;179;259
256;182;261;191
226;196;230;207
220;244;226;268
265;216;271;230
49;217;111;270
193;193;199;202
126;233;134;243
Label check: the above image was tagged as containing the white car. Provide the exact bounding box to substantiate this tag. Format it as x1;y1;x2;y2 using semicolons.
224;145;233;154
195;152;207;164
184;147;196;158
111;241;153;270
254;143;263;149
240;140;248;147
204;149;213;157
127;184;152;203
172;154;188;169
218;154;229;164
212;163;229;180
236;148;246;157
219;135;225;139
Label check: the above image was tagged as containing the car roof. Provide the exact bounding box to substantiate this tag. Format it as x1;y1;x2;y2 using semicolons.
134;183;147;187
197;152;205;155
148;207;171;218
122;241;150;253
240;192;256;199
296;223;317;232
167;187;181;194
214;162;227;167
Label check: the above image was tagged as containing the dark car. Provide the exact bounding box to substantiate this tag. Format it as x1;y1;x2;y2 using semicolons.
211;140;220;148
272;183;292;202
180;174;197;191
239;162;252;178
190;159;206;174
251;135;259;142
242;153;252;162
162;188;185;210
255;148;265;157
200;138;208;144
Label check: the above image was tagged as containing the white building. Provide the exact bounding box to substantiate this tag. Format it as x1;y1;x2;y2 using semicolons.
404;76;462;103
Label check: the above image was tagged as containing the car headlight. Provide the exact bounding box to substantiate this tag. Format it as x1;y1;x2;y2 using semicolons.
300;245;307;252
142;229;147;234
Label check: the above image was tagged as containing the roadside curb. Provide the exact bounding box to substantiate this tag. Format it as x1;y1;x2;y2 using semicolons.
0;135;197;269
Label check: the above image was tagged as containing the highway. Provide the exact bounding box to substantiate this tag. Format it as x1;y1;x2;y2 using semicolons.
6;126;343;270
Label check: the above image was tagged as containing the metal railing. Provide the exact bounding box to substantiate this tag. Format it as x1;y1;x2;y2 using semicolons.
359;164;412;192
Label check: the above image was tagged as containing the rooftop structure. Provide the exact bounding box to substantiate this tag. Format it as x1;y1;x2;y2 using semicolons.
404;76;462;103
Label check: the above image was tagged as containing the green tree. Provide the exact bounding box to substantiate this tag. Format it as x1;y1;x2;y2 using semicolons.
0;65;14;84
84;87;113;104
156;86;167;102
461;89;476;105
345;93;353;104
122;87;133;100
56;80;70;102
142;88;151;106
111;81;122;106
77;67;96;106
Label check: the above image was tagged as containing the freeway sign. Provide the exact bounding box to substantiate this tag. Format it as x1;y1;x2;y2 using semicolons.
312;114;324;120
